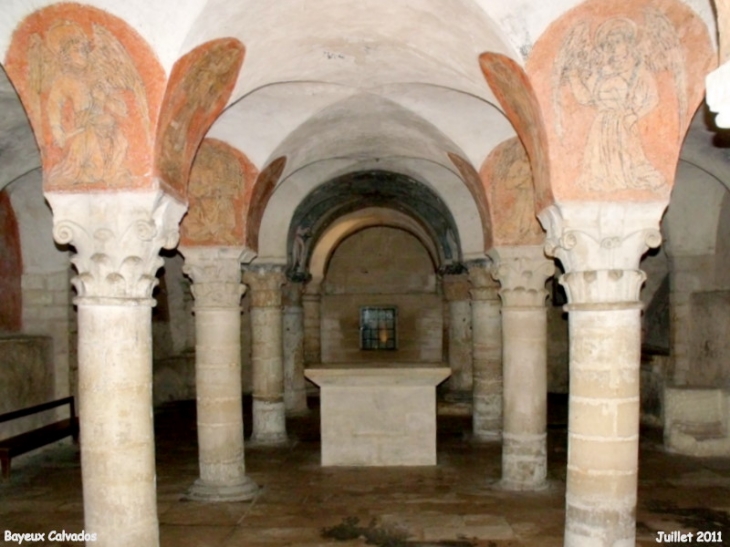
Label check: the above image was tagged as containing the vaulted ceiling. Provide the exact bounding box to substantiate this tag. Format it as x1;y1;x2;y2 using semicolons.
0;0;724;269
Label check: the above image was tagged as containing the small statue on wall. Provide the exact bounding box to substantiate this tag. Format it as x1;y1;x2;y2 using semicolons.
289;225;312;279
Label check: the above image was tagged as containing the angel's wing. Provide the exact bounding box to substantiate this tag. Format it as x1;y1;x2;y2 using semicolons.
89;24;151;139
641;7;687;134
26;33;54;126
552;22;592;139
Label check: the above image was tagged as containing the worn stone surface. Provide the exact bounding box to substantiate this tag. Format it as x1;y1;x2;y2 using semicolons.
305;367;450;466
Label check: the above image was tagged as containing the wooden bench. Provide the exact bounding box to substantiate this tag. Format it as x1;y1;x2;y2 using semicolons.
0;397;79;479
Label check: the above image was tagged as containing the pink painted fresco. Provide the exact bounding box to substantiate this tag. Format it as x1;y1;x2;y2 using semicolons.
180;138;257;247
245;157;287;252
480;138;545;247
4;3;165;192
526;0;715;202
479;53;553;213
448;152;493;251
155;39;244;200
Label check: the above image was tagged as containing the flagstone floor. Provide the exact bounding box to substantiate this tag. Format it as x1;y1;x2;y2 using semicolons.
2;395;730;546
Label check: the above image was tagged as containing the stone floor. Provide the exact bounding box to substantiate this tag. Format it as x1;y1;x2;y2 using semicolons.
2;395;730;546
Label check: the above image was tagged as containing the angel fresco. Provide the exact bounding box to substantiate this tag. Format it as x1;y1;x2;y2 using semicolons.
493;140;539;243
553;9;686;193
28;21;149;187
185;144;241;244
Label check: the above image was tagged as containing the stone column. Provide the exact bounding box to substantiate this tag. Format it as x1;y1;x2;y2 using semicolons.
243;266;288;445
180;246;258;502
539;202;664;547
47;191;185;547
283;279;309;415
303;287;322;366
467;261;502;441
442;273;473;396
491;246;554;491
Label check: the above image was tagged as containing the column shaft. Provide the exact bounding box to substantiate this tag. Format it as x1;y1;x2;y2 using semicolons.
78;304;158;546
539;202;664;547
181;247;257;501
565;306;641;547
443;274;473;395
189;306;257;500
303;291;322;365
492;246;553;491
502;307;547;489
246;268;288;445
283;282;308;415
469;265;502;441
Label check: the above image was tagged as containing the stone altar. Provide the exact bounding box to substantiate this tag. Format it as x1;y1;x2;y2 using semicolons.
305;366;450;466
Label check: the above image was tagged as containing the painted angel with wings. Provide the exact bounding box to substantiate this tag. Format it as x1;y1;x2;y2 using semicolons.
27;21;150;187
552;9;686;192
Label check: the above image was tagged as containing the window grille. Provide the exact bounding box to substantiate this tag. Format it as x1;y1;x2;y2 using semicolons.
360;307;397;350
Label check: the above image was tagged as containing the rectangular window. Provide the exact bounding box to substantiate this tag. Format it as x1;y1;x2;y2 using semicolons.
360;307;397;350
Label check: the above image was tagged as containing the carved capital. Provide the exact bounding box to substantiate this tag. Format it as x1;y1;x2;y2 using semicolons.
442;273;471;301
538;202;665;306
707;61;730;128
467;260;500;302
243;265;286;308
282;280;304;308
46;190;186;305
490;246;554;308
180;246;250;309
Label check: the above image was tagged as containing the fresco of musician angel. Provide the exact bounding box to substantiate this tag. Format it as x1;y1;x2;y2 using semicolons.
183;141;243;245
27;20;150;188
552;9;686;193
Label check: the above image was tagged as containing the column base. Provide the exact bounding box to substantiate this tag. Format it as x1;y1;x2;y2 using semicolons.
247;432;295;448
501;433;547;491
285;406;311;418
498;478;548;492
285;388;311;416
185;476;259;502
251;398;288;446
470;430;502;443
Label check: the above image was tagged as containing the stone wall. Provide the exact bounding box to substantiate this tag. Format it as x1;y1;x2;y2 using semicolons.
21;270;73;399
688;290;730;387
321;226;442;364
0;335;55;438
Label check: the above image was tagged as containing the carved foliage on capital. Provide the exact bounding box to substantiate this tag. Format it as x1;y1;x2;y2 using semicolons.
539;204;661;305
181;249;246;309
491;248;554;308
467;262;500;302
243;267;286;308
49;192;185;302
442;273;471;302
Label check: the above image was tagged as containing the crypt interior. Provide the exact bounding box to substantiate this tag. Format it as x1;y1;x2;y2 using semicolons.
3;1;730;546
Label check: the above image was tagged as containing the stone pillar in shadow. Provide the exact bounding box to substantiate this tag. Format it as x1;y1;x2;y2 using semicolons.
540;203;663;547
442;273;473;398
303;286;322;366
47;191;185;546
283;279;309;415
180;246;257;501
491;245;553;491
467;261;502;441
243;265;288;445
